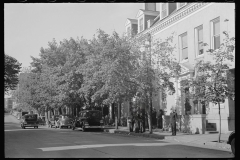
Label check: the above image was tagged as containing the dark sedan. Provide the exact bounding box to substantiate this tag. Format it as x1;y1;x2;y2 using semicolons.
72;110;104;132
21;114;38;129
227;131;235;156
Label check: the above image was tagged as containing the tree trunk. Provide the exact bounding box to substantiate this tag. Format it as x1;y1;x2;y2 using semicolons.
44;107;48;125
115;104;118;129
58;107;62;115
141;103;146;133
118;103;121;126
148;93;153;134
218;102;221;143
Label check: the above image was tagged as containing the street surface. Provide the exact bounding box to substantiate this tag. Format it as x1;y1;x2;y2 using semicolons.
5;113;234;158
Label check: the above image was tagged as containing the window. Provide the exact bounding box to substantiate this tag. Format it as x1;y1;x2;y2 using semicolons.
139;18;143;32
180;32;188;60
195;25;203;56
211;17;220;50
162;3;167;19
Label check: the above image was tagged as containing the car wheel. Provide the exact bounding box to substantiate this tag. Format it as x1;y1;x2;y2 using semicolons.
231;138;235;156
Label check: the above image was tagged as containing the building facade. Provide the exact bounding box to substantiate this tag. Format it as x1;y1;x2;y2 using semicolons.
5;97;13;110
124;3;235;133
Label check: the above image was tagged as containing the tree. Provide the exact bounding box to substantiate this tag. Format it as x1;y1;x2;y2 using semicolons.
129;32;181;134
186;31;235;142
79;29;140;114
29;37;88;116
4;54;21;93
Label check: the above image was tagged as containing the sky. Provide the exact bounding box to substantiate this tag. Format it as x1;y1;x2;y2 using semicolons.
4;3;146;69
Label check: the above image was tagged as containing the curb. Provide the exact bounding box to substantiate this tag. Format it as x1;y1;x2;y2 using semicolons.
104;129;165;139
104;129;231;151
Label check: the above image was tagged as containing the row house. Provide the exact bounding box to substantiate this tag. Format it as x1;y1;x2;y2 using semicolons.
118;3;235;134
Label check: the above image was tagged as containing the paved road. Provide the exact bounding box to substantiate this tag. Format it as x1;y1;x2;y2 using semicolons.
5;113;234;158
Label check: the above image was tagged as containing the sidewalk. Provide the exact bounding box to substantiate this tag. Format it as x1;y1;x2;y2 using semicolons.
104;126;231;151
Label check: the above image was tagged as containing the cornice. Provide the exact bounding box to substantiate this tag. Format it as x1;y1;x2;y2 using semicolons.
136;3;210;39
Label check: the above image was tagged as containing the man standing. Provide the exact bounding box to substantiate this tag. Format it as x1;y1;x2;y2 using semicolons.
105;115;109;126
170;108;178;136
156;109;163;129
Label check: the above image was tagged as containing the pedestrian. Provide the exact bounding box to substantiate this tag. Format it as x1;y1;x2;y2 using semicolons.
105;115;109;126
152;108;157;128
129;113;134;132
156;109;163;129
139;112;143;133
134;111;140;133
102;115;105;125
170;108;178;136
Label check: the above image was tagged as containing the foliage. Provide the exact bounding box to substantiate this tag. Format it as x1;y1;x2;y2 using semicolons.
4;54;21;93
128;32;181;133
79;29;140;106
14;29;182;129
184;31;235;141
185;31;235;106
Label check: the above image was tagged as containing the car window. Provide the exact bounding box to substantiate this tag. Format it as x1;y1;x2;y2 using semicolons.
25;115;37;119
88;111;101;118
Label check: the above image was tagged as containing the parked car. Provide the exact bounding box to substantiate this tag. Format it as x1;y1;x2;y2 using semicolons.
21;114;38;129
57;115;73;129
72;110;104;132
48;115;60;128
227;130;235;156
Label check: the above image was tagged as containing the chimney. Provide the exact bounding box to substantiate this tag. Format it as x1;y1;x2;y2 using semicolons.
147;19;154;28
145;3;156;11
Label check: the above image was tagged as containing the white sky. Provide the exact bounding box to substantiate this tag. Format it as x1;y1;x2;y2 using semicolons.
4;3;145;68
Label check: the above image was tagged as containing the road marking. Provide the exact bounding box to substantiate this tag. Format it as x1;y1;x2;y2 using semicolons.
38;143;172;151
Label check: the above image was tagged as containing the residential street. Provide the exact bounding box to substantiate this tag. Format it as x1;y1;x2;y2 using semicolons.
4;113;233;158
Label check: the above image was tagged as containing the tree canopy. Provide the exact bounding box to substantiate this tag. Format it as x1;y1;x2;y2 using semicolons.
4;54;21;93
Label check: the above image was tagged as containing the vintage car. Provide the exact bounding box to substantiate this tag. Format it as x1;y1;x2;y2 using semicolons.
21;114;38;129
48;115;59;128
57;115;73;129
72;110;104;132
227;130;235;156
